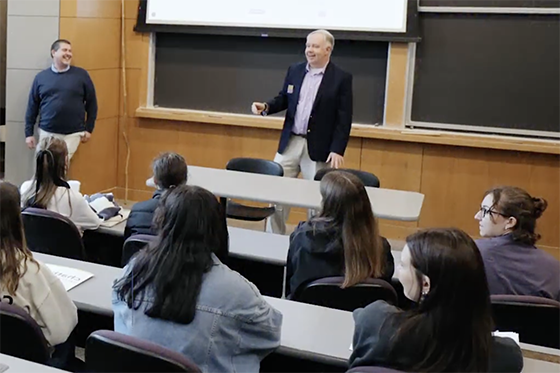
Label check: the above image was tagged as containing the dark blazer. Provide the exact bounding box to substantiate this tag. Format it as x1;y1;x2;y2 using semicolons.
265;62;353;162
350;301;524;372
285;221;394;297
124;190;163;240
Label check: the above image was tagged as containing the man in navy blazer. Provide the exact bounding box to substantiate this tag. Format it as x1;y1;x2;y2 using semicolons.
252;29;353;234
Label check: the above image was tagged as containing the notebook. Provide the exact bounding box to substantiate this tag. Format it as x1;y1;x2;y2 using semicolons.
46;264;94;291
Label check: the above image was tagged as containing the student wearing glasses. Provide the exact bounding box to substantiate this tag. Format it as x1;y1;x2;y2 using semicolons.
475;186;559;301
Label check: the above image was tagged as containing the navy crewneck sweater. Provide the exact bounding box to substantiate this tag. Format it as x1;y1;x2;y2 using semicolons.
25;66;98;137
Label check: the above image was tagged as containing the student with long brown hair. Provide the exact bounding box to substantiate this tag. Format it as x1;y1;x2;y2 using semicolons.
20;136;101;232
475;186;559;300
0;181;78;368
350;228;523;372
285;170;394;297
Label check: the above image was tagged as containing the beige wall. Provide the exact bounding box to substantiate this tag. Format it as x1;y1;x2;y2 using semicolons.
5;0;60;185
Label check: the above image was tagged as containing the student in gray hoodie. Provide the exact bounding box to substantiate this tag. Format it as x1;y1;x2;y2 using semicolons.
350;228;523;373
286;171;394;298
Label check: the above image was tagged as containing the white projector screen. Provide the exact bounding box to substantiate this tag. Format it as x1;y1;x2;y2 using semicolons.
146;0;408;33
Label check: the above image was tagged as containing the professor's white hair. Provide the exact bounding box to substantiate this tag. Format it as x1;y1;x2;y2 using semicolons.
308;29;335;49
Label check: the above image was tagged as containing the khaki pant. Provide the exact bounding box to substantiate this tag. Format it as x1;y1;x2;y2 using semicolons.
38;129;85;161
266;136;328;235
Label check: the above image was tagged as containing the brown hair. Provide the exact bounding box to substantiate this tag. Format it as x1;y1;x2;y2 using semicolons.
152;152;188;190
314;171;384;288
486;186;548;245
0;181;38;295
23;137;70;210
388;228;493;372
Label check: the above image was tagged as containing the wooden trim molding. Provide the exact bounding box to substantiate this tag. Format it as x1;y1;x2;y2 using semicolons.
136;107;560;155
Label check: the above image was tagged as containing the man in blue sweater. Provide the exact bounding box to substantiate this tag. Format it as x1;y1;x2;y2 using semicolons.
25;39;98;160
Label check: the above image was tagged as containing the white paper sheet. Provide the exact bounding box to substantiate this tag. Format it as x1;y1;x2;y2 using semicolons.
493;331;520;346
46;264;94;291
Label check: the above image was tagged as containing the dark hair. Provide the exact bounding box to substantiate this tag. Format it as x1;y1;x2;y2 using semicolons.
0;181;38;295
50;39;71;57
485;186;547;245
113;185;229;324
388;228;493;372
312;171;384;287
152;152;188;189
23;137;70;210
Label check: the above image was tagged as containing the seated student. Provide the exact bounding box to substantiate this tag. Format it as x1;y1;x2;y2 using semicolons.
0;181;78;369
286;170;394;297
20;136;101;232
112;185;282;373
475;186;559;301
349;228;523;372
124;152;187;240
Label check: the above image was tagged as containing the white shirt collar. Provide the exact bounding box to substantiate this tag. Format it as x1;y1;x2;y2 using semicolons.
51;64;71;73
306;63;327;75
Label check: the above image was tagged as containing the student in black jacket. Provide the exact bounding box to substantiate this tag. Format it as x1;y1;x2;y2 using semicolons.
286;171;394;298
350;228;523;373
124;153;187;240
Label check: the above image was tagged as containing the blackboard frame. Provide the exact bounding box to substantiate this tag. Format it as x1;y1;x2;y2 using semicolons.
404;9;560;139
151;32;390;125
135;0;421;43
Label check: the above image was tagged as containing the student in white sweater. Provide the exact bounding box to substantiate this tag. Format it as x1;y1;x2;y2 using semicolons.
0;181;78;368
20;136;101;232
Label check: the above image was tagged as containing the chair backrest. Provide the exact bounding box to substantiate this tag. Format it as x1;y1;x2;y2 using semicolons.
314;168;380;188
86;330;201;373
226;157;284;177
491;294;560;349
295;277;398;312
347;366;406;373
0;303;50;363
121;234;156;266
21;207;86;260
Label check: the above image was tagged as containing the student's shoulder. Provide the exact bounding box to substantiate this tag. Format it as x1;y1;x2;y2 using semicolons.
130;198;159;214
353;300;400;327
20;180;33;194
213;262;260;293
490;336;523;372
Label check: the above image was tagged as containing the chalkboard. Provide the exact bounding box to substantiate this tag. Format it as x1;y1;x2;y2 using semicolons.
420;0;560;7
411;13;560;135
154;33;389;124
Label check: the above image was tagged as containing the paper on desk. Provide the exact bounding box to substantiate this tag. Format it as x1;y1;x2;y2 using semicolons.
46;264;94;291
493;331;520;346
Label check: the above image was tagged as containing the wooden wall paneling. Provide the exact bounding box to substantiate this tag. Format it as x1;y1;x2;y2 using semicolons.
59;18;121;70
124;0;139;19
122;19;148;70
420;145;522;234
384;42;409;127
419;145;560;257
68;117;119;193
60;0;121;18
89;69;120;120
520;152;560;253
